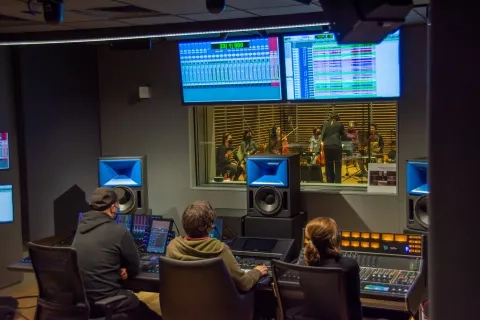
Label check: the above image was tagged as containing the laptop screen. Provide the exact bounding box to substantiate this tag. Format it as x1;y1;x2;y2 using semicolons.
146;218;172;254
209;218;223;240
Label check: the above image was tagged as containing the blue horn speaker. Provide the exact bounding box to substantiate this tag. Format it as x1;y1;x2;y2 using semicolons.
98;156;149;215
246;154;300;218
406;158;429;231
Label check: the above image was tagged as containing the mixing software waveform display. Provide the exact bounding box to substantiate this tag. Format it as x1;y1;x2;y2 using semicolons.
178;37;283;103
0;132;9;170
146;220;171;254
283;31;400;100
0;185;13;223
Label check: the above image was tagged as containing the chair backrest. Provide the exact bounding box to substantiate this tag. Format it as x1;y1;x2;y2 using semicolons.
271;259;349;320
159;257;250;320
27;242;90;320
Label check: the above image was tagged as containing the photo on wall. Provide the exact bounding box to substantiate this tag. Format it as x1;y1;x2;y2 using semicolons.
367;163;397;194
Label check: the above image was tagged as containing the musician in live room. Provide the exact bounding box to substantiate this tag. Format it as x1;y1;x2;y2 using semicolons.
309;126;324;182
320;113;345;183
216;133;243;181
268;125;283;154
239;130;258;158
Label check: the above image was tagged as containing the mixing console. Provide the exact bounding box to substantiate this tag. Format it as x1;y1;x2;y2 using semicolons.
279;231;427;314
132;215;152;252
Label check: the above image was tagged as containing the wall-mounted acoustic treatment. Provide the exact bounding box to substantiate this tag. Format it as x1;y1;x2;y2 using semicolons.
98;156;149;215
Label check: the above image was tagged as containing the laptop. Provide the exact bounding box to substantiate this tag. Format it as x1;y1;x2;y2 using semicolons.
209;218;224;240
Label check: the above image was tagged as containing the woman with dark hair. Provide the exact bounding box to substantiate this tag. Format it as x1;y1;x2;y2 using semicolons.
320;113;345;183
269;125;282;154
301;217;362;320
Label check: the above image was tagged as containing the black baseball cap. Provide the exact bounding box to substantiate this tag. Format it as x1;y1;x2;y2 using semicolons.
89;187;123;211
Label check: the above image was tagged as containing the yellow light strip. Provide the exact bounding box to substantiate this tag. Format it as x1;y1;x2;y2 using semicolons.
0;22;330;46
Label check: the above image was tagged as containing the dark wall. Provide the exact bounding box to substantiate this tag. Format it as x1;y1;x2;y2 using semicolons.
0;48;23;288
17;45;101;241
98;24;428;234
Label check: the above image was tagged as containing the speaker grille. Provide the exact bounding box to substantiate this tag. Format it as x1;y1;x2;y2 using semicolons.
414;195;428;229
253;186;283;217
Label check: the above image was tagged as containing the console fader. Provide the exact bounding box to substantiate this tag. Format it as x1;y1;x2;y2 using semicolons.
279;231;427;314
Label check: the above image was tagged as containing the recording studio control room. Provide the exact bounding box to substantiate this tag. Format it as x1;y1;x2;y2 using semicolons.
0;1;475;320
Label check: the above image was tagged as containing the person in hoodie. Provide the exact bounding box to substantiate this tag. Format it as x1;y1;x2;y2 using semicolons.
72;187;162;320
166;200;268;292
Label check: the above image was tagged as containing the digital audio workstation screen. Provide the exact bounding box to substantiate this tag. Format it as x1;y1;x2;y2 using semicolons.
0;132;9;170
179;37;282;103
283;30;400;100
0;185;14;223
146;220;171;254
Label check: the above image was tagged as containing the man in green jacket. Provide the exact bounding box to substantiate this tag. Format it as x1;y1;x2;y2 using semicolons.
166;200;268;292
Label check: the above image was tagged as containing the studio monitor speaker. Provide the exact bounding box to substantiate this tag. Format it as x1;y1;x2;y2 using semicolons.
406;159;429;231
318;0;413;44
246;154;300;218
98;156;149;215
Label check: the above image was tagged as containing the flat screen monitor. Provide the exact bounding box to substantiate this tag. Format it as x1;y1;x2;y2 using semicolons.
178;37;283;104
0;132;9;170
146;218;173;254
283;30;400;101
0;185;13;223
209;218;223;240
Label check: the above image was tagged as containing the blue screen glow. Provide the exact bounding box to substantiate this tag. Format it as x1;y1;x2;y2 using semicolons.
0;185;13;223
0;132;9;170
178;37;282;103
210;218;223;240
98;158;143;187
364;285;389;292
247;157;289;187
283;30;400;100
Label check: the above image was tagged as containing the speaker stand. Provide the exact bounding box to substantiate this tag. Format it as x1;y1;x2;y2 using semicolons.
244;213;307;258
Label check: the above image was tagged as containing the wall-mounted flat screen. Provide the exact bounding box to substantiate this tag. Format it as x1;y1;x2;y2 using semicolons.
0;132;9;170
179;37;282;104
283;30;400;101
0;185;13;223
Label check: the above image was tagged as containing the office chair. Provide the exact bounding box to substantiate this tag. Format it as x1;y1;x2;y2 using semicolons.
27;242;128;320
159;256;255;320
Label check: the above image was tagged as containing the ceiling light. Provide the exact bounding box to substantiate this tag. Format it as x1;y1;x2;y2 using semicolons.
0;22;329;46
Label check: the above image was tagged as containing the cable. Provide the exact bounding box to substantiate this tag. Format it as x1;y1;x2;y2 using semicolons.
17;305;36;309
171;219;180;236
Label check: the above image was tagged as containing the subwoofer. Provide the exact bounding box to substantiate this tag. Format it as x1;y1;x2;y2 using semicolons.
98;156;149;215
246;154;300;218
406;158;429;231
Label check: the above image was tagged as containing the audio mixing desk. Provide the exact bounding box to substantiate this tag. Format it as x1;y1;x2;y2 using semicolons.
278;231;427;314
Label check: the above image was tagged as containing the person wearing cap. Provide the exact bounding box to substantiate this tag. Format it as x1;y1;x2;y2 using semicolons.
73;187;162;319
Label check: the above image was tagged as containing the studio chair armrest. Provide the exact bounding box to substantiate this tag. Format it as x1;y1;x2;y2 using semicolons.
94;295;127;320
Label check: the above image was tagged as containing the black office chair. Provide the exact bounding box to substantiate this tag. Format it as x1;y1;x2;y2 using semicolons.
271;259;350;320
159;256;255;320
27;242;128;320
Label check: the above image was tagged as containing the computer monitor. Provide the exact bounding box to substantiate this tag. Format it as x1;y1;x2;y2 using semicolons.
178;37;283;104
0;185;13;223
209;218;224;240
283;30;400;101
146;218;173;254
